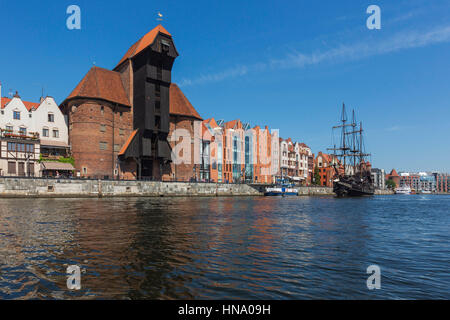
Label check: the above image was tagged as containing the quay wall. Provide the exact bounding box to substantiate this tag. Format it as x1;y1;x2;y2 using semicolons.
0;178;392;198
375;189;395;195
0;178;262;198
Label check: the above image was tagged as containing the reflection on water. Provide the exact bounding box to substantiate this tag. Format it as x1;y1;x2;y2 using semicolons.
0;195;449;299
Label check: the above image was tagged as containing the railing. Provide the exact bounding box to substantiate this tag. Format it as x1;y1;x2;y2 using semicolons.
0;129;40;141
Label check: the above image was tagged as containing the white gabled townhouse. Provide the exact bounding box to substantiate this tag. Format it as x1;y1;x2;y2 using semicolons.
0;86;72;177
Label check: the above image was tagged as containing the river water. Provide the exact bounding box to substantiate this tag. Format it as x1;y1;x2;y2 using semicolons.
0;195;448;299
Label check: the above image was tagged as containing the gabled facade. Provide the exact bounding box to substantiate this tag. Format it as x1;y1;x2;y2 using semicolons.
1;90;70;177
315;151;339;187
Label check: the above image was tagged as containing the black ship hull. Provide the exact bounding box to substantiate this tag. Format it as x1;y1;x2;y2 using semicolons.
333;180;374;197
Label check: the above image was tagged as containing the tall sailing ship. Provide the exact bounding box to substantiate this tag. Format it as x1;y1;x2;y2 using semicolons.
328;104;375;197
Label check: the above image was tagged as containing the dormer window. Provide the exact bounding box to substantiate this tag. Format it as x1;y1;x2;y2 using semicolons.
161;39;170;52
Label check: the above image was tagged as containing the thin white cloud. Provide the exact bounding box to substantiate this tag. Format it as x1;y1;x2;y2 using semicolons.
179;24;450;87
385;125;401;132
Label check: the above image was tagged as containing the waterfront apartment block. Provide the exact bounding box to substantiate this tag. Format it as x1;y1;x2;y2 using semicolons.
0;89;71;177
434;173;450;193
399;172;437;192
371;168;386;190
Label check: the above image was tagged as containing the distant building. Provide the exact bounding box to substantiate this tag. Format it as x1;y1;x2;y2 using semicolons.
386;169;400;188
399;172;437;192
371;168;386;189
418;173;436;192
434;173;450;193
314;152;339;187
399;172;420;191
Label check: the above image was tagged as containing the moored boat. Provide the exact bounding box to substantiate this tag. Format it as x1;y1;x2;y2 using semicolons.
395;186;411;194
264;185;299;196
328;104;375;197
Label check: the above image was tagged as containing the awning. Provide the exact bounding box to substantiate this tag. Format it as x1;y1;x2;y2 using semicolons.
40;140;69;148
41;161;75;171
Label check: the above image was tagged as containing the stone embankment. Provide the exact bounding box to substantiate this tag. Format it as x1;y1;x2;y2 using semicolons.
0;178;395;198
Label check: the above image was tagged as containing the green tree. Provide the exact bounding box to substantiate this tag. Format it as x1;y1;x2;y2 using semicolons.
314;167;321;185
386;179;396;189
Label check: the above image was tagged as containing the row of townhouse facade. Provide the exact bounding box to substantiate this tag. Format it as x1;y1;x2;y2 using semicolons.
0;88;73;177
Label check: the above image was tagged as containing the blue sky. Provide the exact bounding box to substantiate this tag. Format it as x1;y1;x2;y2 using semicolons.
1;0;449;172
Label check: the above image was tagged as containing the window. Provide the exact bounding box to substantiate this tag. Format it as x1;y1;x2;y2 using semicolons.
43;128;49;137
155;116;161;129
19;127;27;135
13;111;20;120
8;162;16;174
119;128;124;136
101;106;105;115
6;126;13;132
26;144;34;153
53;129;59;138
100;124;106;133
155;100;161;112
155;83;161;97
48;113;54;122
119;112;123;118
99;141;108;150
114;144;120;152
161;39;170;52
28;162;35;176
82;167;87;174
29;113;32;118
7;142;16;152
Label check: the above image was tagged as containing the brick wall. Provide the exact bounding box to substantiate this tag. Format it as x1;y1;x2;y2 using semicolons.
65;99;133;179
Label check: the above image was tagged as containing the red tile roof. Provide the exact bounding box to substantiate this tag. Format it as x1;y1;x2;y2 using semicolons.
389;169;400;177
118;129;138;156
205;118;220;129
63;67;130;107
169;83;202;120
115;25;172;69
1;97;40;111
224;120;244;130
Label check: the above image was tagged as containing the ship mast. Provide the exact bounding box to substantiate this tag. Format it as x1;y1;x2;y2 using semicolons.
328;103;352;175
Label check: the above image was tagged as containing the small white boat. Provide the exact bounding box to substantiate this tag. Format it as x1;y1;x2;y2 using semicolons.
395;186;411;194
264;185;298;196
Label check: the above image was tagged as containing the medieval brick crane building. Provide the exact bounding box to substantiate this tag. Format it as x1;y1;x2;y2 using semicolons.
60;25;203;180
